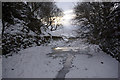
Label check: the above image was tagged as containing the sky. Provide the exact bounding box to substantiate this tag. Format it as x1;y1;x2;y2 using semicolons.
56;2;76;26
56;2;75;11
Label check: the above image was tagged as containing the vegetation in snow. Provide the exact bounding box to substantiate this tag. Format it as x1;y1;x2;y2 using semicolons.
74;2;120;62
2;2;63;55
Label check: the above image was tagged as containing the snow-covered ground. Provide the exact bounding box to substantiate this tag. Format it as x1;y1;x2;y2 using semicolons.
2;37;118;78
0;56;2;79
1;2;119;78
49;25;78;37
3;46;63;78
66;48;118;78
2;20;119;78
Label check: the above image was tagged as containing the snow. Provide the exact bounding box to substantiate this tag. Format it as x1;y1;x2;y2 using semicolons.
49;25;78;37
66;48;118;78
2;38;118;78
4;18;37;36
0;52;1;77
2;19;118;78
3;46;63;78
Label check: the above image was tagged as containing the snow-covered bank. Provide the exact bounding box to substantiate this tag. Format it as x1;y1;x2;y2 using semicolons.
66;50;118;78
3;46;63;78
2;39;118;78
2;19;118;78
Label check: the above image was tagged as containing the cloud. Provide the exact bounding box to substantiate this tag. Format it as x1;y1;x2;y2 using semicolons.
63;10;74;14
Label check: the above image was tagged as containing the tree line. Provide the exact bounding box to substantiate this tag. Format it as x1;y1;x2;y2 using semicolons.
74;2;120;61
2;2;63;55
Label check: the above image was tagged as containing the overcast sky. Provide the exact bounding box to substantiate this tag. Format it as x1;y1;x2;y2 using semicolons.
56;2;76;12
56;2;77;26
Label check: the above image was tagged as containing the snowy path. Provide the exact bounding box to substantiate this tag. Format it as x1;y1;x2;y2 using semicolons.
2;25;119;78
3;46;63;78
2;38;118;78
56;53;74;78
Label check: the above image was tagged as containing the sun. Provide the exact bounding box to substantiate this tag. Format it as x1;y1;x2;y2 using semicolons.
61;10;75;26
48;10;75;27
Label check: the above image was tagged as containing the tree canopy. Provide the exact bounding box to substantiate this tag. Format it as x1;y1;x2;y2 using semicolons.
74;2;120;61
2;2;63;55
